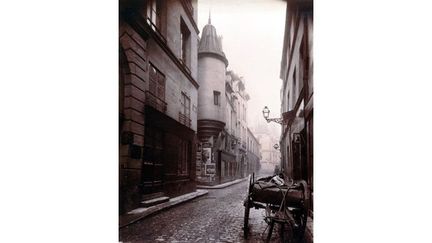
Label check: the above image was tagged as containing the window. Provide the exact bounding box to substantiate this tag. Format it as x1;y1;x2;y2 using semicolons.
180;18;191;67
147;0;161;31
214;91;220;106
149;63;165;100
181;92;191;119
178;140;190;175
180;92;191;127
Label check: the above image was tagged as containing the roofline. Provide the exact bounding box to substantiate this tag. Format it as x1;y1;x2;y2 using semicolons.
198;52;229;67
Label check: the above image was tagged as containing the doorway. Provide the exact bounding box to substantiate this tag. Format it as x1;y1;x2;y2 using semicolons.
141;126;164;195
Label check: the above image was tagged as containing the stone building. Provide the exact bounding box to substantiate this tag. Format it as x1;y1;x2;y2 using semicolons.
228;71;251;178
246;128;261;176
279;0;313;214
196;16;228;142
119;0;199;214
195;16;229;184
253;123;281;174
195;18;260;184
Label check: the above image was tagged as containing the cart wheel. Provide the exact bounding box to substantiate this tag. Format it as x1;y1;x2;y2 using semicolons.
243;174;253;238
279;220;294;243
295;180;309;242
243;196;250;238
280;209;295;243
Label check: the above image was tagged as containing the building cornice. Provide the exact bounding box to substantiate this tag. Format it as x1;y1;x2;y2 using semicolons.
198;52;229;67
179;0;200;34
123;10;199;89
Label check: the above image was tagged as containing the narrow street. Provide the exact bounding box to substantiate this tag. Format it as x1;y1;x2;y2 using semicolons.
118;0;311;241
120;173;283;243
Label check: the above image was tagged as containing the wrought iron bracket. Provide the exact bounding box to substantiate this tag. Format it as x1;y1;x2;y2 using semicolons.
265;117;285;125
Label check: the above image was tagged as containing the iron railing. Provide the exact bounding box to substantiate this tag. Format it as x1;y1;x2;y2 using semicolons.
145;91;167;113
179;112;191;127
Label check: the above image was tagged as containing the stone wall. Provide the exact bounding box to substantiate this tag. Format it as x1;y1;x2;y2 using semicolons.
119;22;149;213
197;56;227;123
119;0;200;214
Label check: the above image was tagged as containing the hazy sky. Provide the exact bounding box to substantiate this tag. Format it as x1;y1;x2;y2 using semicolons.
197;0;286;138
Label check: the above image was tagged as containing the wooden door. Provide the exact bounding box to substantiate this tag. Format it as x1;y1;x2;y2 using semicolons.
142;126;164;194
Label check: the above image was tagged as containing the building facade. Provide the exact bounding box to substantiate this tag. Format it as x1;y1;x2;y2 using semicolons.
229;72;251;178
195;17;228;184
254;125;281;175
119;0;199;214
195;19;260;184
279;0;313;214
246;128;262;176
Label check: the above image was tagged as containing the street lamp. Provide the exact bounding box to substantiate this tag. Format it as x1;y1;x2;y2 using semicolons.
262;106;284;125
262;106;270;119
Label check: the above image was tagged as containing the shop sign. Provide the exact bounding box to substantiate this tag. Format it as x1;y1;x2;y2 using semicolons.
205;164;216;175
202;147;212;164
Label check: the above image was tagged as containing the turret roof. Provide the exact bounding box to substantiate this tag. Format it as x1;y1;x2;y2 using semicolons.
198;16;228;66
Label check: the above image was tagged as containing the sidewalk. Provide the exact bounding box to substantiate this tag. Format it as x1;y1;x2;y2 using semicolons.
119;189;208;228
196;177;247;189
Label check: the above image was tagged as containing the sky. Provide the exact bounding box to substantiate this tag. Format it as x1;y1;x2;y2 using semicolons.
197;0;287;139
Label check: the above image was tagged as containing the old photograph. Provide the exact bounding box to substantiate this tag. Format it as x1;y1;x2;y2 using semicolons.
119;0;313;242
4;0;432;242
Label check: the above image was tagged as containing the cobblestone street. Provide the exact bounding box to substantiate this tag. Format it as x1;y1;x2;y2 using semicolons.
120;174;283;242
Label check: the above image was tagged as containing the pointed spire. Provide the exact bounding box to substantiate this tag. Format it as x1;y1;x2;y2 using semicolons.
199;8;229;67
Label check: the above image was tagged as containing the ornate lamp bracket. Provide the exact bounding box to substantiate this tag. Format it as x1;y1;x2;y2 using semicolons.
265;117;285;125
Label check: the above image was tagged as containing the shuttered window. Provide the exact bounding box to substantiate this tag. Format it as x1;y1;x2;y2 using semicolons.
149;64;165;100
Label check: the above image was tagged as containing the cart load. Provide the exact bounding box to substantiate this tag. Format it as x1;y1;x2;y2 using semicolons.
251;175;306;207
243;173;309;243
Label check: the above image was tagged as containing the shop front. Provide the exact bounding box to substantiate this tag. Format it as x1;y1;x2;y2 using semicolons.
142;106;197;198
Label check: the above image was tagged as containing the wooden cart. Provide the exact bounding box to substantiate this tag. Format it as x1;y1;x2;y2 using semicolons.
243;173;309;243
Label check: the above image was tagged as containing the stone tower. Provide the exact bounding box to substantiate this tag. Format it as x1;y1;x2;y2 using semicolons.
197;16;229;142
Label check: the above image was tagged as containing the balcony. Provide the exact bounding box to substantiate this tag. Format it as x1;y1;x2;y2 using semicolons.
145;91;167;113
179;112;191;128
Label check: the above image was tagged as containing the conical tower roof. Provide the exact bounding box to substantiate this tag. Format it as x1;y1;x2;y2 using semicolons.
198;16;228;66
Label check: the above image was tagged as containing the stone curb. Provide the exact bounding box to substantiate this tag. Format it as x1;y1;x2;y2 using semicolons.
196;177;247;189
119;189;209;228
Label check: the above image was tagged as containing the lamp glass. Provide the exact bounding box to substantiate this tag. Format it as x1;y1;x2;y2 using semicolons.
262;106;270;119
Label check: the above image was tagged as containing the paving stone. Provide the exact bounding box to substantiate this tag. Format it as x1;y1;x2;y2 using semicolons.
120;178;294;243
